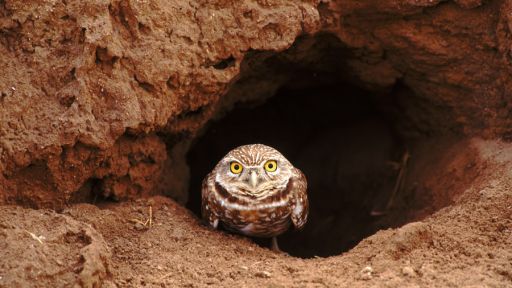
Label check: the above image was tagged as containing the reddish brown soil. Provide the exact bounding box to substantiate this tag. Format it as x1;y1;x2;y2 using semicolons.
2;0;512;287
0;207;110;287
2;0;512;207
1;138;511;287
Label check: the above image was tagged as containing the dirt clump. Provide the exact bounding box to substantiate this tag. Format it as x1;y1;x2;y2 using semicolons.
0;206;111;287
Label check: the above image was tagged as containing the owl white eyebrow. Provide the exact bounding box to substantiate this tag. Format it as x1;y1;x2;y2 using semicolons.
244;165;266;168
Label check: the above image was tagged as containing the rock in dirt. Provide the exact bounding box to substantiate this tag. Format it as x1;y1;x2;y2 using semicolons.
359;266;373;280
255;271;272;278
402;266;416;277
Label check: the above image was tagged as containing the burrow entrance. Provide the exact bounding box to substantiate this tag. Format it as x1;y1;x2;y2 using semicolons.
186;34;464;258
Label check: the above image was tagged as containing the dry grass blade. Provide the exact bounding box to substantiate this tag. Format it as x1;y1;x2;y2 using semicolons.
129;205;153;229
24;229;44;244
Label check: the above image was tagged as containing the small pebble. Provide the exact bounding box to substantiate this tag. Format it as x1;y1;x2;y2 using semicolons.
360;266;373;280
240;265;248;271
255;271;271;278
134;222;146;231
402;266;416;277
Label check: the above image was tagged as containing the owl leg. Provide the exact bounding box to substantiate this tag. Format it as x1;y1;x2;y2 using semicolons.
271;237;280;252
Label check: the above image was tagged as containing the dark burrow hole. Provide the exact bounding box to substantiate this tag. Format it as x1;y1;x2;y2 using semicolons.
186;34;449;258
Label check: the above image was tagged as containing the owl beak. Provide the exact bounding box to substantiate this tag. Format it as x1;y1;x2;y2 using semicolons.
249;171;259;188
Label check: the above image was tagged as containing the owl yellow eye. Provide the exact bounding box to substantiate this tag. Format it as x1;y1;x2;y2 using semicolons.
230;162;243;174
264;160;277;172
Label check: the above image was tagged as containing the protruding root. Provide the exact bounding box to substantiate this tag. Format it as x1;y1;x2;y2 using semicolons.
386;150;410;210
371;150;410;216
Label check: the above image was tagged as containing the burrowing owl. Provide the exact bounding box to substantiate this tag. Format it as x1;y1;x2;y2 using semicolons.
201;144;308;250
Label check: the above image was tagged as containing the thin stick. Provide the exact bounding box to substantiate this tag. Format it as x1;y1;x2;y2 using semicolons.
129;218;147;225
149;206;153;228
24;230;43;244
129;205;153;228
386;150;410;210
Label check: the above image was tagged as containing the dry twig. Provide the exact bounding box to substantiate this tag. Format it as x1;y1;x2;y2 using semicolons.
24;229;44;244
129;205;153;229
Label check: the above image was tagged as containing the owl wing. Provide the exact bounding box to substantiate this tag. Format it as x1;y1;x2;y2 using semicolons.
201;173;220;229
289;168;308;230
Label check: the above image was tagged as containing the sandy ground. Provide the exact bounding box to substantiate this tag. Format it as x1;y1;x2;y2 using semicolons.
1;138;511;287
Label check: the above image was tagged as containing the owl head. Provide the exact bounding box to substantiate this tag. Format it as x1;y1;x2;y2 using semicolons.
213;144;294;197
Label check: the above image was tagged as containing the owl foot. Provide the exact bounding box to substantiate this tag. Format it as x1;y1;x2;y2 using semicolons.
271;236;281;252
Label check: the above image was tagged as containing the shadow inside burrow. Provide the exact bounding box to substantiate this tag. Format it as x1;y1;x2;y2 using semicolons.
186;80;412;258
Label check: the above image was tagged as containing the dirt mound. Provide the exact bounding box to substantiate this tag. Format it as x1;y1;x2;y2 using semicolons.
0;206;111;287
1;138;510;287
